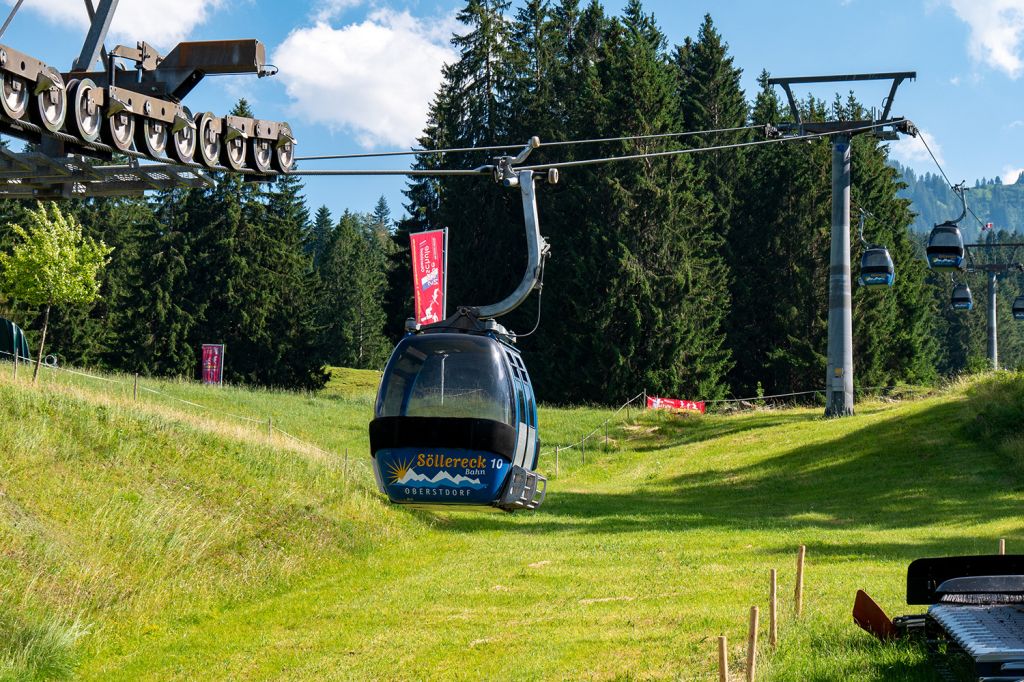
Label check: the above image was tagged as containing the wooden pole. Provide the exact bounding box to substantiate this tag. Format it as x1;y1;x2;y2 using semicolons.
133;373;138;401
12;351;17;380
718;635;729;682
267;417;273;436
581;436;585;466
770;569;778;647
795;545;806;617
555;446;559;477
746;606;759;682
999;538;1006;555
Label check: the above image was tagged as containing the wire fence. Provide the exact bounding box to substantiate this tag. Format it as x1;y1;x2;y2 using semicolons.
1;348;936;482
0;348;350;469
538;382;935;477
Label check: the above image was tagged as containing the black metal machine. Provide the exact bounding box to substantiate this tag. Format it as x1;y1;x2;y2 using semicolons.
902;556;1024;681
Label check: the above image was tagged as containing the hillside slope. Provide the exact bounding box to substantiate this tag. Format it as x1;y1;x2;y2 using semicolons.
2;369;1022;680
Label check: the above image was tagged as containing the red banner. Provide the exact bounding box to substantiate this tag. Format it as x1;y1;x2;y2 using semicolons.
201;344;225;385
647;396;706;414
410;228;447;325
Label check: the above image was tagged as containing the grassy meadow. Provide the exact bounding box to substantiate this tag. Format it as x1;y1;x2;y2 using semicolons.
1;362;1022;680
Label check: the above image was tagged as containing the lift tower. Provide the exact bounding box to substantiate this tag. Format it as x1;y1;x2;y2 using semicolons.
768;72;916;417
962;241;1024;370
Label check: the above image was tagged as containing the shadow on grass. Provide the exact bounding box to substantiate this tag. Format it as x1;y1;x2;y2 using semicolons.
443;399;1020;559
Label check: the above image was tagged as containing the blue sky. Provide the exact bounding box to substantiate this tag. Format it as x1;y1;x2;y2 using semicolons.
3;0;1023;222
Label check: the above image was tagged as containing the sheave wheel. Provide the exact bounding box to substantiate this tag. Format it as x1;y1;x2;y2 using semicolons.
272;126;295;173
67;78;101;142
136;117;169;159
0;72;29;120
168;107;196;164
195;112;221;168
103;110;135;151
31;67;66;133
247;137;273;174
221;132;247;171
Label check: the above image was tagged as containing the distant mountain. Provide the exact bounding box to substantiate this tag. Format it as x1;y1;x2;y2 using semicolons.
893;161;1024;241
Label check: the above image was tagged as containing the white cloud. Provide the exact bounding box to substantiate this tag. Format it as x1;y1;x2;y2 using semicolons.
314;0;364;23
889;129;944;168
949;75;962;85
273;9;458;148
1009;119;1024;128
11;0;226;53
946;0;1024;78
1001;165;1024;184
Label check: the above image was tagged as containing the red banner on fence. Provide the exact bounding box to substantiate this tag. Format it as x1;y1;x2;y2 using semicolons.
410;228;447;325
647;396;705;414
201;344;225;385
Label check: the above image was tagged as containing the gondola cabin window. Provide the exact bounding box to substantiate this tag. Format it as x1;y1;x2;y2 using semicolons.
376;335;514;425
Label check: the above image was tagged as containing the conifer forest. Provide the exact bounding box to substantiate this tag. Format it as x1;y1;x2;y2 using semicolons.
1;2;1021;402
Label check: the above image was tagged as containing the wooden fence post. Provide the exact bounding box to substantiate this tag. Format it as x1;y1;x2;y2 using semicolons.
267;417;273;436
999;538;1006;555
133;373;139;401
770;569;778;647
747;606;759;682
555;446;560;477
795;545;806;617
718;635;729;682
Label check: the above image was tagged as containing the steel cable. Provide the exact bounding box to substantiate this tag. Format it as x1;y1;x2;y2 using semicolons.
294;124;764;162
916;131;991;232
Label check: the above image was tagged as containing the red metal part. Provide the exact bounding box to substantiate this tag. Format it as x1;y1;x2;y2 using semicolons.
853;589;900;642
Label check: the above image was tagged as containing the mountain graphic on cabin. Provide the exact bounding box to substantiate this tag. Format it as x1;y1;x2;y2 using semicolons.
388;461;486;489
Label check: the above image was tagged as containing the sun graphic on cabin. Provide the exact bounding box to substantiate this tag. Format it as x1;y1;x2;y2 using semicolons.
387;457;415;484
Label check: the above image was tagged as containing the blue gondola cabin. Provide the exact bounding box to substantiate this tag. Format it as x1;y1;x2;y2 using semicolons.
370;326;546;512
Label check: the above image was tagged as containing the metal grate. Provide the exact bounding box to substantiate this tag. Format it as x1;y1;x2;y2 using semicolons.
931;604;1024;663
0;148;214;198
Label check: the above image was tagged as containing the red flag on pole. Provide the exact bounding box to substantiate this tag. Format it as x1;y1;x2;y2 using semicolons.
201;344;225;385
410;228;448;325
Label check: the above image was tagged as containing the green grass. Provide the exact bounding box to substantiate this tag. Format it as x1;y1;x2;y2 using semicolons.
1;364;1022;680
321;366;382;402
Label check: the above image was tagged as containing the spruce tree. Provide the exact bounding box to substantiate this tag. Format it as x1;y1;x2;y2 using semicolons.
318;211;390;369
122;187;203;377
307;205;334;268
262;171;327;389
674;14;748;243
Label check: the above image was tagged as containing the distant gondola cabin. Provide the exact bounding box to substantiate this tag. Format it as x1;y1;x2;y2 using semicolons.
951;284;974;311
860;247;895;288
1013;295;1024;321
927;222;965;272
